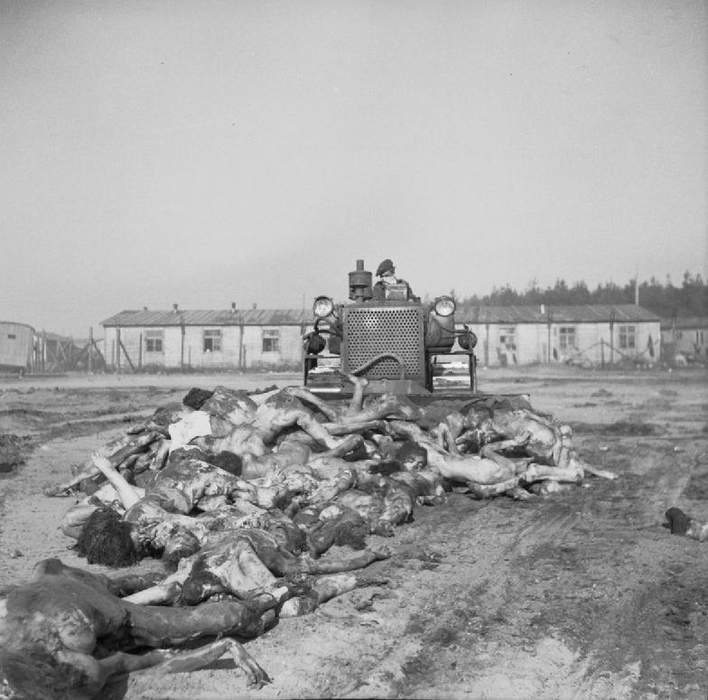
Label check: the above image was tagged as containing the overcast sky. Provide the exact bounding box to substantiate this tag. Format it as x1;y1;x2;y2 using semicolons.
1;0;706;337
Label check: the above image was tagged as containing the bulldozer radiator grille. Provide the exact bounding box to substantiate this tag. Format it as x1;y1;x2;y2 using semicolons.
342;305;425;379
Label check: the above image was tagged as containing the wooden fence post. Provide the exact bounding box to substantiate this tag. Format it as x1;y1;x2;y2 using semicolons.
88;327;93;373
118;338;136;372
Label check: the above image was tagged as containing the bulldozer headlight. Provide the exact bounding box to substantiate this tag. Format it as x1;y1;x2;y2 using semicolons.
434;296;456;317
313;296;334;319
459;330;478;350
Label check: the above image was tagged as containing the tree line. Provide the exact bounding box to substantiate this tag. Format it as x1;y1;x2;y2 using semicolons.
453;272;707;319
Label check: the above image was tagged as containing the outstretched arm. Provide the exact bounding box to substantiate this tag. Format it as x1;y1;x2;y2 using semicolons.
90;452;142;509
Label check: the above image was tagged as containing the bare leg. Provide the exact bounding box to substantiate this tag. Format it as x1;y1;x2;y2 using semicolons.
344;374;369;416
123;579;184;605
14;643;249;700
38;561;165;599
294;412;344;450
323;419;385;436
568;452;617;480
315;432;364;457
466;476;521;498
479;444;523;475
580;463;617;480
296;545;390;575
279;573;360;617
127;591;284;647
284;386;339;421
97;638;270;687
523;462;583;483
149;637;270;686
482;433;532;455
554;425;573;467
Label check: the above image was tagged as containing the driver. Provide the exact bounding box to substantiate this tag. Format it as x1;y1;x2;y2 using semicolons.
372;258;418;301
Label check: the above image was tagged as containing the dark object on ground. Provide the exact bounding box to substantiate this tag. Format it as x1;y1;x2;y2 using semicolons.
76;507;140;567
183;388;215;410
0;434;32;474
664;507;691;535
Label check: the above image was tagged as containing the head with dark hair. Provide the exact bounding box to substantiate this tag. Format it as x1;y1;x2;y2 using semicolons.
182;387;215;410
75;507;140;568
307;510;368;557
369;459;403;476
396;440;428;470
664;507;691;535
209;450;243;475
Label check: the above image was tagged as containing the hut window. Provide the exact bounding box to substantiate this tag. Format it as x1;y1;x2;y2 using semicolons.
203;329;222;352
618;325;636;350
7;334;16;340
145;330;163;353
498;326;516;349
262;329;280;352
559;326;576;351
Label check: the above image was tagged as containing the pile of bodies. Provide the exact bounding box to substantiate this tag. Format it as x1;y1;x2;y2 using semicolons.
1;379;616;698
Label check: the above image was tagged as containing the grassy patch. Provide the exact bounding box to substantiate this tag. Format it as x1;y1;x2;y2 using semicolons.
684;471;708;500
572;420;656;436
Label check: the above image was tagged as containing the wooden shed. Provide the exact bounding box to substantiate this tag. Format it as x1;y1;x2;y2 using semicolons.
101;307;311;371
0;321;35;372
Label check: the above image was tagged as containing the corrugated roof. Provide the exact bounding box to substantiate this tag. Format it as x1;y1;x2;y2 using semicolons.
102;304;661;328
0;321;36;332
660;316;708;330
457;304;661;324
101;308;312;327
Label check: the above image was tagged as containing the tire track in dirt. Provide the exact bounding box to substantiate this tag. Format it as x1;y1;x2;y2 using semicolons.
498;434;708;698
332;494;590;698
383;429;706;698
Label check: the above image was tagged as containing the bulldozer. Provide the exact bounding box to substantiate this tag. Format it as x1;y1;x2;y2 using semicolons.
302;259;479;398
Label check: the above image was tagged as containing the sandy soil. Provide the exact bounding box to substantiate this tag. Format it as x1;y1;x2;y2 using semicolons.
1;366;708;699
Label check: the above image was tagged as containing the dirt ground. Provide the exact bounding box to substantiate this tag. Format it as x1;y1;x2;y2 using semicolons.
1;366;708;699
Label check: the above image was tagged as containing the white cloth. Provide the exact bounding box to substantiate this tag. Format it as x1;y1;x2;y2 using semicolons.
168;410;212;450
